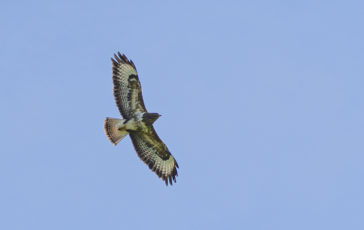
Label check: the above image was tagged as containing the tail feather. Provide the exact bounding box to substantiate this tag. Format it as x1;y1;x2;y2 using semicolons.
104;117;129;145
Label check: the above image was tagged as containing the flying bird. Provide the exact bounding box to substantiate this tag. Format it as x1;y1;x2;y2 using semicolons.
104;52;178;185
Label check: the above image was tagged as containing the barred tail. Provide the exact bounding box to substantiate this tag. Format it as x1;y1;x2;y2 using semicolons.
104;117;129;145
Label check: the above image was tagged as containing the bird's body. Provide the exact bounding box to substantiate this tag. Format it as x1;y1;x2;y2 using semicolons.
104;52;178;185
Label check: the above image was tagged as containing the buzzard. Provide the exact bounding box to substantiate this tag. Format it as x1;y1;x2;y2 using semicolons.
104;52;178;185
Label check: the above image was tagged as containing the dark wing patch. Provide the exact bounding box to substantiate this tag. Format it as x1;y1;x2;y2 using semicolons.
111;52;147;119
129;127;179;185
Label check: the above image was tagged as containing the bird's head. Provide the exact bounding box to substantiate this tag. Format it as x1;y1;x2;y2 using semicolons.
142;112;161;125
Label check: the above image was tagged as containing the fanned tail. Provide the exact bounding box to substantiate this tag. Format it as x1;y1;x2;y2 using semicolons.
104;117;129;145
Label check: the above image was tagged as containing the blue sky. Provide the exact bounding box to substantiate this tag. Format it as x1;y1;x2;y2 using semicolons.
1;0;364;229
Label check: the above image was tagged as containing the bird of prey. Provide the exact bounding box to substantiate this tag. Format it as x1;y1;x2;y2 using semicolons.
104;52;178;185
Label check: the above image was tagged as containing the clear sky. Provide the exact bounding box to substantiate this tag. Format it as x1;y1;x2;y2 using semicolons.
1;0;364;229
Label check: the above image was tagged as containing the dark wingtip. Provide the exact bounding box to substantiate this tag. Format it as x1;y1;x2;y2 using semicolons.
163;164;179;186
169;176;172;185
111;52;137;70
111;57;118;66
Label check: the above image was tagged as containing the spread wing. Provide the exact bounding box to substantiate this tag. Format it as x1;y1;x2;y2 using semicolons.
111;52;147;119
129;127;179;186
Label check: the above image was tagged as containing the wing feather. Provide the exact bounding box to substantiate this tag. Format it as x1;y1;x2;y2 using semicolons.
129;127;179;185
111;52;147;119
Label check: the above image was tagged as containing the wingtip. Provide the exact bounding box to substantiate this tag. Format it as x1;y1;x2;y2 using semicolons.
110;52;137;70
163;168;178;186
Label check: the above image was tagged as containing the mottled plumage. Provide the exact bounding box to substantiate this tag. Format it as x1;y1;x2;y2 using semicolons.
104;52;178;185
